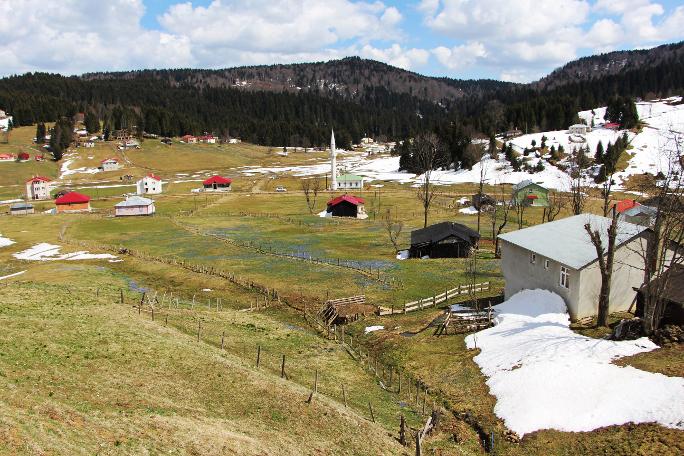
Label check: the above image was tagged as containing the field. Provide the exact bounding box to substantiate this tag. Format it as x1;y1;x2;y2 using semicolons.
0;126;682;455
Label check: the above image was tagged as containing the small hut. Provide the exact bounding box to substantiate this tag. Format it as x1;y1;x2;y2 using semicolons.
10;202;34;215
409;222;480;258
203;175;232;191
326;195;367;219
55;192;91;213
115;196;155;217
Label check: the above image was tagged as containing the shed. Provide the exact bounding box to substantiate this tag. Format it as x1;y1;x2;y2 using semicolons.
472;193;496;211
55;192;91;213
203;175;232;191
636;264;684;326
326;195;367;219
115;196;155;217
511;180;549;207
409;221;480;259
10;202;34;215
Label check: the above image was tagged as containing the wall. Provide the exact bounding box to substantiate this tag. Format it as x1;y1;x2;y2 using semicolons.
115;205;154;216
500;239;580;318
56;202;90;213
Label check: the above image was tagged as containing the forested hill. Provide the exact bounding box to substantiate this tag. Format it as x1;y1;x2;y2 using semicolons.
1;43;683;148
82;57;512;107
534;41;684;90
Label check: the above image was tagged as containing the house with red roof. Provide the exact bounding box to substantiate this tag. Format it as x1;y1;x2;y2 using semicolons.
198;135;217;144
17;152;30;162
137;173;163;195
26;176;54;200
326;194;367;219
100;157;121;172
55;192;91;213
203;175;232;191
181;135;197;144
603;122;620;130
0;153;13;161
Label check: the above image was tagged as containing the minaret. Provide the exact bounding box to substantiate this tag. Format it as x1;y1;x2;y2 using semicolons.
330;129;337;191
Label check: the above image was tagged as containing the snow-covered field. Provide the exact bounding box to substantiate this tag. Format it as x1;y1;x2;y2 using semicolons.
12;243;118;261
235;98;682;191
465;289;684;436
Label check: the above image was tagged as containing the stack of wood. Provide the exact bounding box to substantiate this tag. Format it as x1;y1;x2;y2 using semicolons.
435;304;493;336
319;295;373;326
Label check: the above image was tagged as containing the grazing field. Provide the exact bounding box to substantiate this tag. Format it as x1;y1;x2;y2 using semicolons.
1;130;682;455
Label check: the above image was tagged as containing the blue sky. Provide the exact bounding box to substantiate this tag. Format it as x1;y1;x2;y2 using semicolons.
1;0;683;81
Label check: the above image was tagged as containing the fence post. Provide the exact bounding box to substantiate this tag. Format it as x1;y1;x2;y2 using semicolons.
342;385;348;407
197;320;201;341
281;354;286;379
120;289;124;304
221;331;225;350
368;402;375;422
256;345;261;367
415;431;422;456
399;415;408;446
398;371;402;394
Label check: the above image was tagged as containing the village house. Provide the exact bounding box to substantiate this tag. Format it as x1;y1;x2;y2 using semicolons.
25;176;53;200
0;153;14;161
114;195;155;217
119;139;140;150
203;175;232;191
326;195;367;219
511;180;549;207
337;174;364;190
100;158;121;172
55;192;91;213
17;152;30;162
181;135;198;144
498;214;649;320
503;129;522;139
636;264;684;326
198;135;217;144
613;199;657;226
360;137;374;144
137;173;163;195
409;221;480;259
82;141;95;148
72;112;85;124
569;123;591;135
112;129;131;141
9;202;34;215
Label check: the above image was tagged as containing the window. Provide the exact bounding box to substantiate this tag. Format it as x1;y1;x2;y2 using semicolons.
544;259;550;270
530;253;536;264
560;266;570;289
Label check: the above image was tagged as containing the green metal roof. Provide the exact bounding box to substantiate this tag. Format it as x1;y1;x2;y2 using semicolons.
337;174;364;181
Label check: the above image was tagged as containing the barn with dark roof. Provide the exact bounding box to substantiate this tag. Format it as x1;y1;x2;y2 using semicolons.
409;222;480;258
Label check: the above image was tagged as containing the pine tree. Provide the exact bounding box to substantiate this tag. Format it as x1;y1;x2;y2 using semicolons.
595;141;604;163
35;123;46;143
84;111;100;134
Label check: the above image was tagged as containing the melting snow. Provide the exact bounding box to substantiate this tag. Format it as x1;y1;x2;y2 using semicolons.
12;243;117;261
0;233;15;248
459;206;478;215
396;250;409;260
465;289;684;436
364;325;384;334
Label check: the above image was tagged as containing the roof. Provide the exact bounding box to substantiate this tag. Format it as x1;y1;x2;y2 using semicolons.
18;152;30;158
26;176;51;183
338;174;364;181
569;123;589;128
622;205;656;217
55;192;90;205
411;221;480;246
115;196;154;207
143;173;161;181
615;199;639;213
641;264;684;305
511;179;547;192
498;214;648;270
327;194;365;207
203;175;232;185
101;157;118;164
10;203;33;210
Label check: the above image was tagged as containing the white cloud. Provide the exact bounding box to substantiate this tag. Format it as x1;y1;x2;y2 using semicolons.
432;41;486;70
359;44;429;70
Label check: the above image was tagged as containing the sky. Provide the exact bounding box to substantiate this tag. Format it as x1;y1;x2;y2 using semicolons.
0;0;683;82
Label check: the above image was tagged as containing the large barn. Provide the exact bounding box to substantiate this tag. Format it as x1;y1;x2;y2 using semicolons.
326;195;367;219
409;222;480;258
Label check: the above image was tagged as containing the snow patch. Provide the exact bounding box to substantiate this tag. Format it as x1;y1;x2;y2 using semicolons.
459;206;478;215
364;325;384;334
465;289;684;436
12;243;117;261
396;250;409;260
0;233;15;248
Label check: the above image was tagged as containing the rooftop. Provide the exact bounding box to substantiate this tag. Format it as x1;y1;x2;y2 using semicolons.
115;196;154;207
498;214;648;270
411;221;480;246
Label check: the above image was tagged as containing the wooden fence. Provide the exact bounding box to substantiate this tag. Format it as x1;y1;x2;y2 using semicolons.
378;281;491;315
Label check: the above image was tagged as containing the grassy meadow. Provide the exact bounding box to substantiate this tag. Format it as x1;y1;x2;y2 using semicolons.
0;125;682;455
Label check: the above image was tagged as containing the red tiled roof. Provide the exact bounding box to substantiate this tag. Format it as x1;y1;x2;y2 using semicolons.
101;157;118;164
327;194;365;207
0;154;14;159
615;199;640;213
26;176;52;183
203;175;232;185
18;152;30;159
55;192;90;205
145;173;161;181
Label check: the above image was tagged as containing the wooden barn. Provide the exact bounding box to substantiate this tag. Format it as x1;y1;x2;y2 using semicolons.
326;195;367;219
636;264;684;326
409;222;480;258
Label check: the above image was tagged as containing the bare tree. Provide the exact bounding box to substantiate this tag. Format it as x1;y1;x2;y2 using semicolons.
383;209;404;252
413;133;446;228
546;190;567;222
300;176;322;214
584;211;619;327
513;199;526;229
493;186;512;257
637;131;684;334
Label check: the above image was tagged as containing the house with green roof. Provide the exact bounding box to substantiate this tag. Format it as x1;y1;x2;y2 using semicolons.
337;174;365;190
511;180;549;207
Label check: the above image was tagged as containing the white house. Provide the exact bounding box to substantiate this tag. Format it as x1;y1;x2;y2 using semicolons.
360;137;374;144
568;123;591;135
82;141;95;148
100;158;121;172
498;214;649;320
115;196;155;217
119;139;140;150
136;173;163;195
25;176;53;200
337;174;364;190
0;110;13;131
